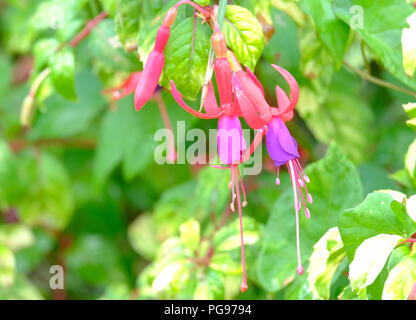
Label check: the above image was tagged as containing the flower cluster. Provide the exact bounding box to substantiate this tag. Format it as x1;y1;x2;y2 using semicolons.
131;0;312;293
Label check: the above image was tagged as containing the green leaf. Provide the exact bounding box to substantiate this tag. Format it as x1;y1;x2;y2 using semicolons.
0;276;43;299
258;143;363;292
195;0;211;6
405;139;416;180
388;245;411;273
94;97;161;183
194;269;225;300
114;0;141;51
213;216;260;252
407;195;416;223
223;5;265;70
29;70;106;140
88;19;139;72
382;253;416;300
298;69;374;164
128;213;159;260
339;192;410;262
33;38;60;71
0;224;35;252
18;152;74;231
338;284;362;300
50;48;77;100
161;17;211;99
349;234;403;292
300;0;349;67
403;103;416;131
333;0;416;90
65;234;127;286
307;227;346;300
30;0;89;42
100;0;117;16
402;13;416;77
195;165;231;215
179;219;200;252
15;228;56;274
0;244;15;288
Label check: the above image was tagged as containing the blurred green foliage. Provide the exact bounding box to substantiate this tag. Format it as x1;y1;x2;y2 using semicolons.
0;0;415;300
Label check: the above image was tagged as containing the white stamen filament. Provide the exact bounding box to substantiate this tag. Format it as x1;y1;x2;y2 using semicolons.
288;160;303;275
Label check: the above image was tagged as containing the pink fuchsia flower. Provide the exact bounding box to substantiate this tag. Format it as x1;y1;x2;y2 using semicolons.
227;51;272;124
270;64;299;123
134;1;211;111
264;65;309;276
266;117;312;276
172;28;250;292
134;7;176;111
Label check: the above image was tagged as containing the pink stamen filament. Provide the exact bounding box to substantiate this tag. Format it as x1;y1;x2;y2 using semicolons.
294;161;313;205
230;166;236;212
233;165;248;292
288;160;304;275
276;167;280;185
296;159;310;183
293;167;310;219
236;166;247;207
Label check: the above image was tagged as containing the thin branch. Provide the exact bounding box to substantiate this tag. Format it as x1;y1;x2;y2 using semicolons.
343;61;416;99
360;41;371;74
69;11;108;47
9;138;96;153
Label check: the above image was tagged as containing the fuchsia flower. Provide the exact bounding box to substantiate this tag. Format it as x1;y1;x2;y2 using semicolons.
133;0;312;292
266;116;312;275
134;7;176;111
229;55;310;275
171;27;250;292
134;1;210;111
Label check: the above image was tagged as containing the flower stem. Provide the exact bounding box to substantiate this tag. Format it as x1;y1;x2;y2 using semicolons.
69;11;108;47
343;61;416;99
200;0;228;110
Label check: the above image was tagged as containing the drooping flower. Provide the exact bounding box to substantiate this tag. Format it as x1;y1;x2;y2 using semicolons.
134;7;177;111
134;1;211;111
171;27;250;292
227;51;272;124
266;116;312;275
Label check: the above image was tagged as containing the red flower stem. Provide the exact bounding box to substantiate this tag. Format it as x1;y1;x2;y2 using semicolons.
396;239;416;248
234;166;248;292
154;92;177;162
69;11;108;47
174;0;210;16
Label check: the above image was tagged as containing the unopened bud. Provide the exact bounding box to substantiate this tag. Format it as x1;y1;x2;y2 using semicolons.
20;95;36;127
163;7;177;27
211;31;227;58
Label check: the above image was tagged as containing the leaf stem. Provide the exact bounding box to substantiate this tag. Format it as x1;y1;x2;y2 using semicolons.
343;61;416;99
